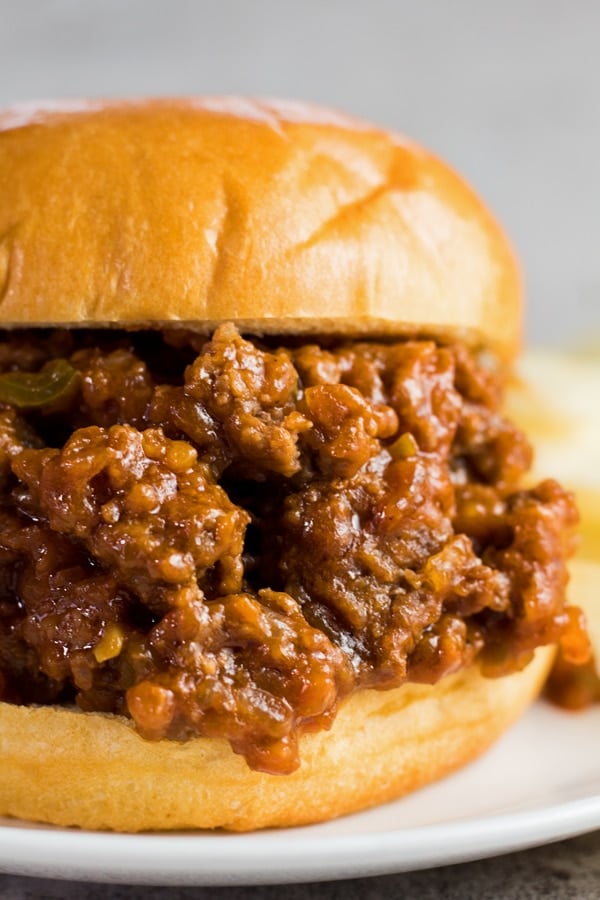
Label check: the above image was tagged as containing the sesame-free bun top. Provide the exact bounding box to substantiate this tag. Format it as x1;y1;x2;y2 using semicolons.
0;97;521;360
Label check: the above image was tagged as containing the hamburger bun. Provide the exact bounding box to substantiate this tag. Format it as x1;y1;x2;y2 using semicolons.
0;99;591;832
0;645;553;832
0;97;519;359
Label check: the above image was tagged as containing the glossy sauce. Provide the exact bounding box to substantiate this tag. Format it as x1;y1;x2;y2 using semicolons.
0;327;582;773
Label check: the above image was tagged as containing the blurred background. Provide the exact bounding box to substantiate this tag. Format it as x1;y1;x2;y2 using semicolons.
0;0;598;347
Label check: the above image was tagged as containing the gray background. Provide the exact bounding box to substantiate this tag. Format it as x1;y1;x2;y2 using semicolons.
0;1;599;897
0;0;599;346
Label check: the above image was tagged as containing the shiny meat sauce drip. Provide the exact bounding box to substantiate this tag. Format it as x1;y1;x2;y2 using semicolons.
0;324;583;774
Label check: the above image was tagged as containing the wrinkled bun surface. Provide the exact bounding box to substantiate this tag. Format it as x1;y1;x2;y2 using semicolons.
0;97;520;360
0;647;553;832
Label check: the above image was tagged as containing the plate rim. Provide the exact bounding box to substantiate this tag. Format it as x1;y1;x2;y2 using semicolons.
1;790;600;885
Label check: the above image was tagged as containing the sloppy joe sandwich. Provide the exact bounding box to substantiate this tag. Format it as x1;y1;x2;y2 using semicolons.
0;98;592;831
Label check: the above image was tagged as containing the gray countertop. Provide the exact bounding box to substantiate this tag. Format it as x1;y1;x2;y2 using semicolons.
1;831;600;898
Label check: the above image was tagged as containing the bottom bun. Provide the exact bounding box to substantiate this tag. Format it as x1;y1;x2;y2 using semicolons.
0;646;554;832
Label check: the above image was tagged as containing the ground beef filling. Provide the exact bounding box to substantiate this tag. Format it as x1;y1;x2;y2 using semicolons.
0;324;583;773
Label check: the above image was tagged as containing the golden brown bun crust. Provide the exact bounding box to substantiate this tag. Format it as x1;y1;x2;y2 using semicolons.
0;97;520;361
0;647;552;832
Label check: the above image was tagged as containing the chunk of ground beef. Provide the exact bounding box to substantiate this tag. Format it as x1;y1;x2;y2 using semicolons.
13;425;249;604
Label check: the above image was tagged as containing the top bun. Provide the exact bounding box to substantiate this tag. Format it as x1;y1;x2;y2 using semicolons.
0;97;521;360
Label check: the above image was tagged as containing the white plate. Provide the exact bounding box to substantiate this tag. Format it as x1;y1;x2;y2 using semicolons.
0;702;599;886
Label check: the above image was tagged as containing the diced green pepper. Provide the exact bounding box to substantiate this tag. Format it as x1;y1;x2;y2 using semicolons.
0;359;80;409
